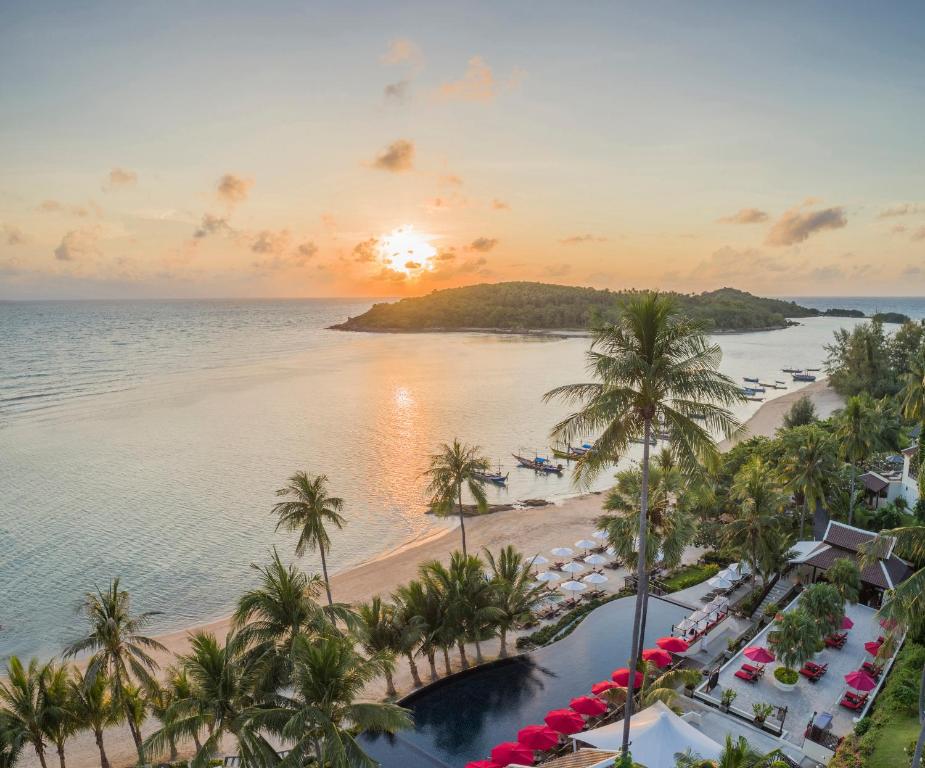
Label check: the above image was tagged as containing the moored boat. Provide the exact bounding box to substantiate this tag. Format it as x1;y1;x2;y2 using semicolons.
743;376;759;383
781;367;802;373
474;461;509;485
512;454;564;474
792;372;816;382
552;442;593;460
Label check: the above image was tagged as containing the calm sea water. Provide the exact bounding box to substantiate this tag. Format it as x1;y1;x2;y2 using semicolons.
785;296;925;320
0;298;908;661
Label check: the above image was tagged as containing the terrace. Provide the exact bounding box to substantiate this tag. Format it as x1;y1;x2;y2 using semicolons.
695;599;899;757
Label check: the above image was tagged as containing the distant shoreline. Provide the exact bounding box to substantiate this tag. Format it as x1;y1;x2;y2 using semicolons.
328;322;797;336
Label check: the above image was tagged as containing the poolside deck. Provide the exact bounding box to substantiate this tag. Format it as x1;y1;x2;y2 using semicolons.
700;600;892;747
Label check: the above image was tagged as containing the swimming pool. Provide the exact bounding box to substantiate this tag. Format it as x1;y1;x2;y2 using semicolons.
361;595;689;768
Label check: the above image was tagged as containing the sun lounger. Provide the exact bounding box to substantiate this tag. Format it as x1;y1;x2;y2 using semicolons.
824;633;847;649
839;691;868;710
862;661;883;678
741;663;765;677
734;664;762;682
800;661;828;682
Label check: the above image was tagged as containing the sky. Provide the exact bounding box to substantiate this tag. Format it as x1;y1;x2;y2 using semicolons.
1;1;924;300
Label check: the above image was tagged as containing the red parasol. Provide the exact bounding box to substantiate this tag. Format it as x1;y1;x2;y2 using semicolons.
642;648;673;668
611;667;643;689
590;680;620;696
570;696;608;716
841;616;854;630
544;708;585;735
466;762;502;768
656;636;689;653
516;725;559;751
743;646;775;664
490;742;535;766
844;669;877;692
864;640;882;655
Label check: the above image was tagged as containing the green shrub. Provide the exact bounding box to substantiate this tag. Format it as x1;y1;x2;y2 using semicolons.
854;717;872;736
516;589;632;649
661;563;719;591
774;667;799;685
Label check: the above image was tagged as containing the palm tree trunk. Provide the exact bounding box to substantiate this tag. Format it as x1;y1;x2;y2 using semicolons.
94;729;111;768
56;741;66;768
114;669;145;766
621;417;652;758
33;742;48;768
426;650;438;681
319;543;333;606
406;652;422;687
499;628;508;658
457;640;469;669
442;647;452;675
169;736;178;762
799;499;807;540
474;639;484;664
457;482;467;557
193;732;202;752
849;465;857;525
384;669;397;698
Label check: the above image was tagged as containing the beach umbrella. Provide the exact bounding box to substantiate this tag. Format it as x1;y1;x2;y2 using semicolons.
707;576;733;590
844;669;877;692
466;761;502;768
727;562;742;575
743;646;775;663
544;708;585;735
717;568;737;581
530;555;550;567
561;561;586;574
575;539;597;551
592;529;609;542
570;696;607;717
656;636;690;653
550;547;573;558
841;616;854;630
490;742;535;766
535;571;561;583
584;554;608;566
591;680;620;696
864;640;882;655
605;545;617;557
642;648;673;668
611;667;643;689
561;580;588;593
583;572;608;585
517;725;559;751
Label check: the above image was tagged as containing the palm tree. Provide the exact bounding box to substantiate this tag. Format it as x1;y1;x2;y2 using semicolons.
768;609;821;675
41;661;75;768
779;424;836;540
250;633;412;768
835;394;879;524
899;351;925;473
392;579;444;681
356;598;401;697
273;471;346;606
144;678;178;762
0;657;51;768
63;578;165;766
603;665;700;713
69;668;120;768
723;456;786;588
799;582;844;637
544;292;743;759
483;546;545;658
0;713;25;768
674;734;765;768
423;439;491;557
825;557;860;604
389;591;425;688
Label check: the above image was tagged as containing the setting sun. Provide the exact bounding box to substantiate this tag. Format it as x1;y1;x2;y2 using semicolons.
376;225;437;276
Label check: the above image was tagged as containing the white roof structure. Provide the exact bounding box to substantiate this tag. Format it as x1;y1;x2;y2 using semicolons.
573;701;722;767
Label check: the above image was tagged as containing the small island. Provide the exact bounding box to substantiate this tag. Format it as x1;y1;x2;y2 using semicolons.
332;283;825;334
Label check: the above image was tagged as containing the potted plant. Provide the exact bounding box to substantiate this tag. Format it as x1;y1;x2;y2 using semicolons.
753;702;774;724
720;687;737;711
768;609;821;692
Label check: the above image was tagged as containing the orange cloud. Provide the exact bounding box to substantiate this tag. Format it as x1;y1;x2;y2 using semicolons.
436;56;524;104
372;140;415;172
216;174;253;204
718;208;768;224
766;204;847;246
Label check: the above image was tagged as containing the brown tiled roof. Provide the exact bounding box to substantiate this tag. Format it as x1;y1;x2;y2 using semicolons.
803;542;910;590
858;472;889;493
824;521;878;551
528;749;619;768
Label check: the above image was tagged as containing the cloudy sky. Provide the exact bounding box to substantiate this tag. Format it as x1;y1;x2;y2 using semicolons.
2;1;924;299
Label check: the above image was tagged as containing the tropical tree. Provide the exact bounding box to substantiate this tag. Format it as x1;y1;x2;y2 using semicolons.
272;471;346;606
544;292;743;758
249;633;412;768
63;578;165;766
483;546;545;658
782;395;817;429
799;582;844;638
723;456;786;588
144;677;178;762
825;557;860;604
68;668;120;768
603;665;700;714
392;579;444;680
834;394;880;524
421;560;470;669
778;425;836;540
40;661;75;768
900;350;925;473
0;713;24;768
768;610;821;675
356;598;401;697
389;591;425;688
447;552;501;665
423;439;490;557
674;734;766;768
0;657;52;768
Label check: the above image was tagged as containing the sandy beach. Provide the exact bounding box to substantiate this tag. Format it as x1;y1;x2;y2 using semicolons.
18;380;844;768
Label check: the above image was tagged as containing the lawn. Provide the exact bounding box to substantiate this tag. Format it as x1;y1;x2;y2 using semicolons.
866;713;918;768
661;562;719;592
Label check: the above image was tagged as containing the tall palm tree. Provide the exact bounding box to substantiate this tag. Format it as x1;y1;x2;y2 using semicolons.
249;633;412;768
420;560;469;669
423;439;490;557
779;424;836;540
0;657;52;768
835;394;879;524
144;678;178;762
63;578;164;766
899;351;925;473
273;471;346;606
392;579;445;681
0;713;25;768
356;597;401;697
544;292;742;758
483;546;545;658
825;557;860;604
768;610;821;675
603;665;700;713
40;661;74;768
723;456;786;588
68;668;120;768
389;591;425;688
799;582;844;638
674;734;766;768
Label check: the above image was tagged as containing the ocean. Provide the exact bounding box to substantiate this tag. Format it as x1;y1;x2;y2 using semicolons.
0;297;921;661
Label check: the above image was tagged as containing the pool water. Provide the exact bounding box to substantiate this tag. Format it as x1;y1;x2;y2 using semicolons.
361;596;690;768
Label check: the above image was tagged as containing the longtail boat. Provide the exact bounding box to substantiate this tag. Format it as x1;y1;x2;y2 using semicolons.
512;454;564;474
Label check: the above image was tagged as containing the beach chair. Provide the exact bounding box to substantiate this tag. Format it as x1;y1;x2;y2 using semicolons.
742;663;765;677
862;661;883;679
734;665;759;683
799;661;827;682
839;691;868;710
824;633;846;649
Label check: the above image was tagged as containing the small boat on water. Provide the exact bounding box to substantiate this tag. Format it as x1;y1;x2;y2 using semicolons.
781;367;802;374
512;454;564;474
474;461;509;485
741;386;765;395
743;376;759;383
759;382;784;389
775;380;787;386
793;372;817;382
745;396;765;402
553;443;593;461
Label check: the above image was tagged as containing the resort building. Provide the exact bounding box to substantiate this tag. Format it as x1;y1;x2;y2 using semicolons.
789;521;911;607
858;443;920;509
